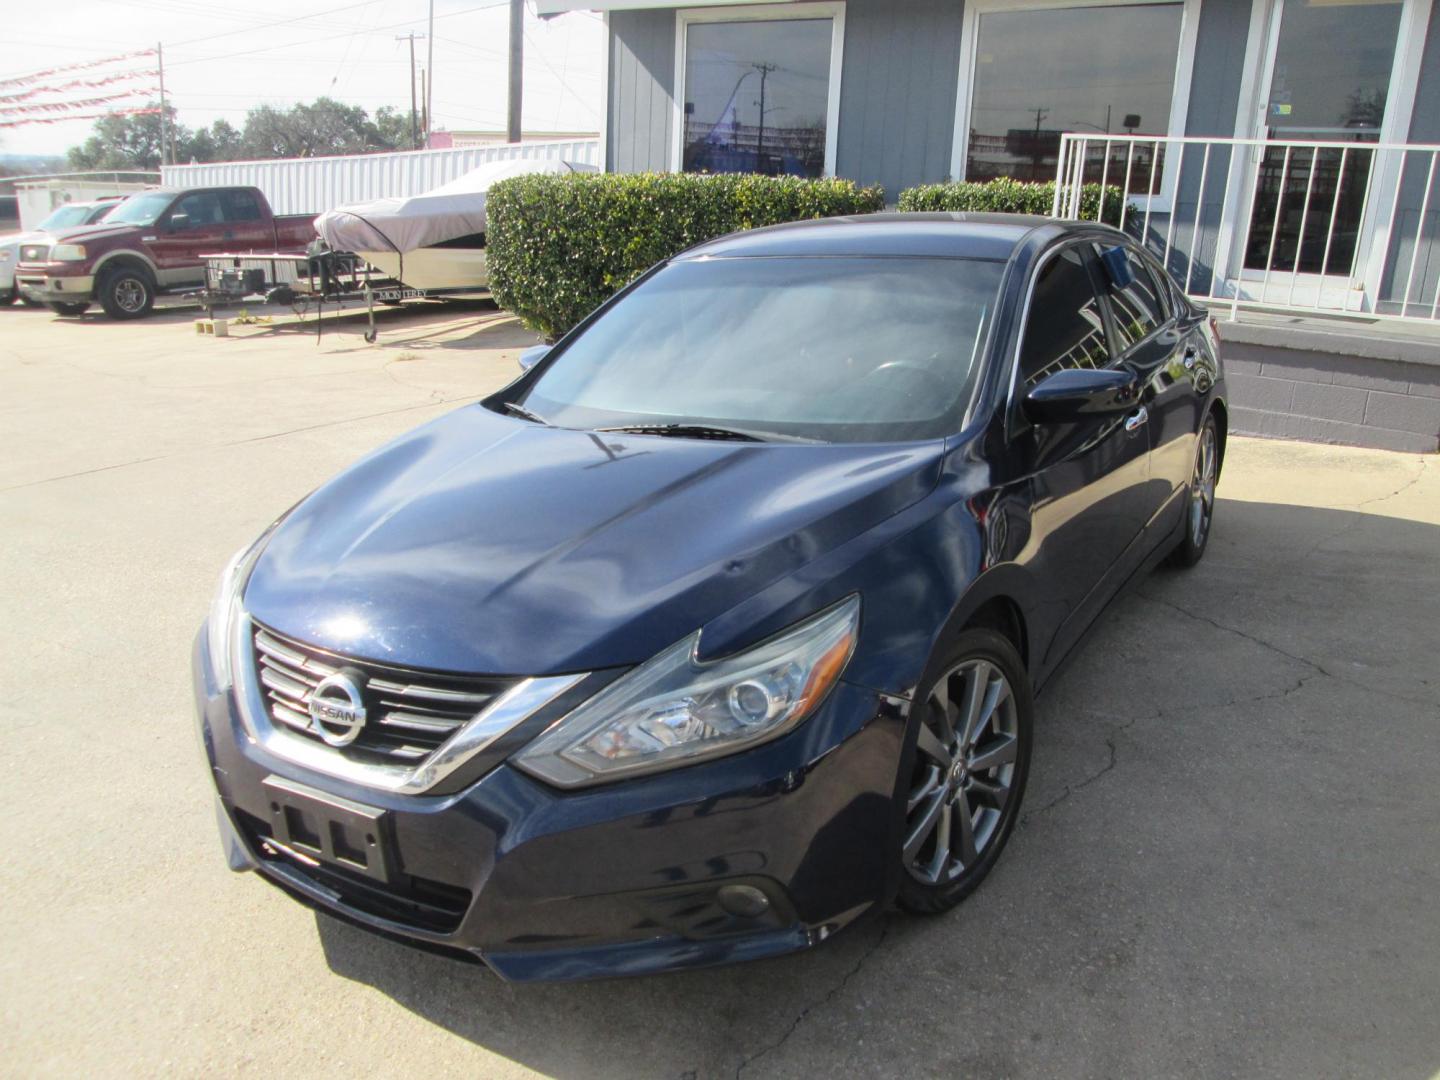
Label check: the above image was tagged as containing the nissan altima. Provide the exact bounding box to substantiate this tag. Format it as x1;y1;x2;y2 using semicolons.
193;212;1225;981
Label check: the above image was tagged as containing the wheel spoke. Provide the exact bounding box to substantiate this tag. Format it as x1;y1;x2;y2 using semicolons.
970;777;1008;810
904;790;946;863
959;661;989;746
930;677;956;743
954;794;978;866
907;766;941;813
916;722;951;766
925;802;953;881
968;734;1017;773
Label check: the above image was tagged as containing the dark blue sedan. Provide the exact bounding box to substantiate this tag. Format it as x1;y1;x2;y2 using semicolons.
194;213;1225;981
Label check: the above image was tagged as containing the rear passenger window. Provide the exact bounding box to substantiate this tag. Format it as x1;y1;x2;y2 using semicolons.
1018;246;1109;388
221;190;262;222
1097;245;1167;352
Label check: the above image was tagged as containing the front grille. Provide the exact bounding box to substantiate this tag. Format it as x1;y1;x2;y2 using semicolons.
236;809;472;933
252;621;518;767
19;244;48;262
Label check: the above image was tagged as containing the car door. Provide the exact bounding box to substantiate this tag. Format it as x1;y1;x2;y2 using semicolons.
147;191;228;288
1010;242;1156;669
1087;241;1193;534
217;189;277;252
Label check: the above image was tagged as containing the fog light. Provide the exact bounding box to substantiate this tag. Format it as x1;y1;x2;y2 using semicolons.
716;883;770;919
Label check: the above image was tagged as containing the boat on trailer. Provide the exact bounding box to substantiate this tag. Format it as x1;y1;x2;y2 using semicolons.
314;159;595;294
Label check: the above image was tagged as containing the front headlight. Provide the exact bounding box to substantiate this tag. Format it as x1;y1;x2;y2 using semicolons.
206;527;277;689
50;244;87;261
515;595;860;788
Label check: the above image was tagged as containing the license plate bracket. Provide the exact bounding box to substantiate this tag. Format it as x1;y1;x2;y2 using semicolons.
261;775;393;884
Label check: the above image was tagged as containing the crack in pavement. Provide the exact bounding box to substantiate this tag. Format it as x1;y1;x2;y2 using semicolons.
731;918;890;1080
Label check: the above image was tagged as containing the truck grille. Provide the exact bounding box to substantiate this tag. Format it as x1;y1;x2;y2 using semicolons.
252;621;517;766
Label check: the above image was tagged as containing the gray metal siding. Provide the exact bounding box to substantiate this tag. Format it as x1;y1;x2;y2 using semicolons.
835;0;964;198
607;10;675;174
1378;0;1440;309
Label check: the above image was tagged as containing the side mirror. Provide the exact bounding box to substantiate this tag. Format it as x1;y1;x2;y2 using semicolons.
518;344;550;371
167;212;190;232
1023;367;1140;425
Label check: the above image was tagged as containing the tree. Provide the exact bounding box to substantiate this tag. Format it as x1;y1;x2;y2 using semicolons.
66;98;411;168
67;102;180;171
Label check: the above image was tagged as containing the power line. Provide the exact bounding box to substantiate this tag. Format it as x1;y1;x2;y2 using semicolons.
166;0;385;49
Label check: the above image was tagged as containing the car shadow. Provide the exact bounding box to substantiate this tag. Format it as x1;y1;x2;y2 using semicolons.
313;493;1440;1078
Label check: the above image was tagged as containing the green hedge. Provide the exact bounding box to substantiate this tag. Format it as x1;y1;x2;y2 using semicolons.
897;177;1129;227
486;172;885;340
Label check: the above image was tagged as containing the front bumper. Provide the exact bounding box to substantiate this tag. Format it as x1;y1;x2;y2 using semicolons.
14;270;93;303
193;628;905;981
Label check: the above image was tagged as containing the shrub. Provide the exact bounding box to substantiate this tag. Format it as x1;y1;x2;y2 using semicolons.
486;172;886;340
897;177;1129;227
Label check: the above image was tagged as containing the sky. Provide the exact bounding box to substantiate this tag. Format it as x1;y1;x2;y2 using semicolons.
0;0;605;160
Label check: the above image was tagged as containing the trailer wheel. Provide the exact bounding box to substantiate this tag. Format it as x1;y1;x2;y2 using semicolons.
47;301;90;316
97;265;155;320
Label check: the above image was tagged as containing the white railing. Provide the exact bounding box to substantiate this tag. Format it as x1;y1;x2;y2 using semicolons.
1052;133;1440;324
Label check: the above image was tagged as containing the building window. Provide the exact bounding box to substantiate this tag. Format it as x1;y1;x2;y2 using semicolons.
675;4;844;177
958;0;1190;189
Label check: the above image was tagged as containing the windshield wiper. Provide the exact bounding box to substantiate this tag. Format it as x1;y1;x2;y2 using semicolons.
503;401;551;426
595;423;806;443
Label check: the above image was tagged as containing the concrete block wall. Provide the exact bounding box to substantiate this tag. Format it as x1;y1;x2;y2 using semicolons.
1222;323;1440;454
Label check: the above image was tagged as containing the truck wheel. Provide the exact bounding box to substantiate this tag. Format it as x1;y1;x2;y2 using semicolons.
97;266;155;320
0;287;15;306
47;302;91;317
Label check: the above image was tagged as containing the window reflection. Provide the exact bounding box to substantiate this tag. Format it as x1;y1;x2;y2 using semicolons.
1019;248;1110;387
1096;245;1166;351
967;2;1183;186
682;19;833;177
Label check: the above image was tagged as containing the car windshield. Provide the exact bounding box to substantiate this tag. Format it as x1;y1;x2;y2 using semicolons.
101;191;174;226
36;205;96;231
518;255;1005;443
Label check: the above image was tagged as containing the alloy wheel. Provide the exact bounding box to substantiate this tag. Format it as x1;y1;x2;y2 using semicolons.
1189;424;1217;547
904;658;1020;885
115;277;148;313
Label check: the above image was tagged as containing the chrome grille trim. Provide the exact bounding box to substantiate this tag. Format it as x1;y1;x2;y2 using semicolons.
231;610;586;795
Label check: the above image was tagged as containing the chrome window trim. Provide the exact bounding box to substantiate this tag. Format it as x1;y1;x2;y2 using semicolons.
230;609;586;796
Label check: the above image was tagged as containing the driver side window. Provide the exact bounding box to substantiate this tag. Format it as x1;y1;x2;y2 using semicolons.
1017;246;1110;389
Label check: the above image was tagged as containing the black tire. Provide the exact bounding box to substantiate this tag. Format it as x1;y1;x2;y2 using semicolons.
20;293;44;308
1167;412;1219;569
0;287;15;306
96;265;155;320
47;301;90;317
897;628;1033;915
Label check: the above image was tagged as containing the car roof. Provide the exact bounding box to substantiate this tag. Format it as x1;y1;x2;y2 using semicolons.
679;212;1093;262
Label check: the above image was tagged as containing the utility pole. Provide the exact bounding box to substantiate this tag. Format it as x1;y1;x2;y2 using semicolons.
426;0;434;145
156;41;169;169
396;32;424;149
753;62;776;172
1030;106;1049;180
507;0;523;142
421;68;428;137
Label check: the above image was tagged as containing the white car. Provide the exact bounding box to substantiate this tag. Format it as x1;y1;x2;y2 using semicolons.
2;198;124;305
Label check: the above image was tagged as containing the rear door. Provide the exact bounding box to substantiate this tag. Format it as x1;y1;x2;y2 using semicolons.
1010;242;1155;668
1091;242;1196;523
148;191;228;287
217;189;276;252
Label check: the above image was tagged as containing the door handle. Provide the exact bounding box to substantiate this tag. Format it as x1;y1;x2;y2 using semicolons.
1124;406;1149;433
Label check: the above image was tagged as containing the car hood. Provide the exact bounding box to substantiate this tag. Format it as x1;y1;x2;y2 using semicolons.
243;404;944;675
45;222;142;245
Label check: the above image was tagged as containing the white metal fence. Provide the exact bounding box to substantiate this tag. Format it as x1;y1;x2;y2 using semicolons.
160;138;601;216
1052;133;1440;324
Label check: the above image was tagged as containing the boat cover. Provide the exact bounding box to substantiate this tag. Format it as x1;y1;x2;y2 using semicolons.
314;159;593;255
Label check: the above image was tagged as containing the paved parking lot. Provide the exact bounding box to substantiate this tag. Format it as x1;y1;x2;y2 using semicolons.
1;300;1437;1078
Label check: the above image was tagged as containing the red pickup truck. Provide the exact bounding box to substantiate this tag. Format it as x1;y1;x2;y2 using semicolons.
15;186;316;319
